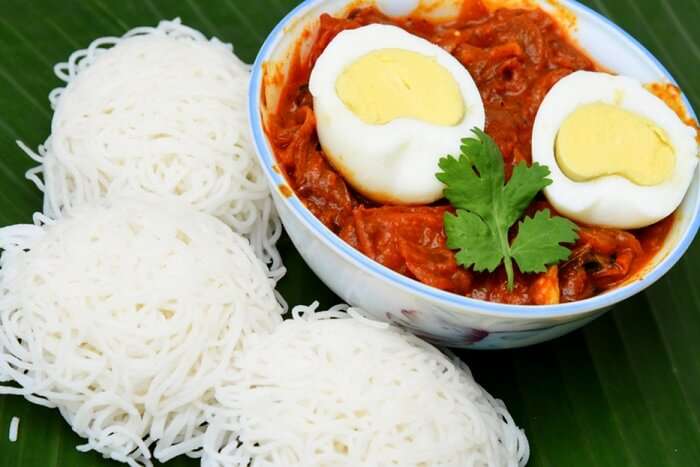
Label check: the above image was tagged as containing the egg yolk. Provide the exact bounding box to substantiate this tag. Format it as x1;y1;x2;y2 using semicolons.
555;102;675;186
335;48;465;126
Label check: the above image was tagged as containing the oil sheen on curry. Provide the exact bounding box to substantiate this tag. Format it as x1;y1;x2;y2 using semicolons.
266;1;699;305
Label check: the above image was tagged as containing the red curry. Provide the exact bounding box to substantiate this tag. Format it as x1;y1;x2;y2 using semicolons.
266;2;675;305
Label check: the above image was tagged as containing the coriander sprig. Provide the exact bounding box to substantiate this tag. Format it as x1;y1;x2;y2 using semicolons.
437;129;578;291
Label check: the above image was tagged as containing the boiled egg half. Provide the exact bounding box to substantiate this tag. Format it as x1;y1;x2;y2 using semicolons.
309;24;485;204
533;71;698;229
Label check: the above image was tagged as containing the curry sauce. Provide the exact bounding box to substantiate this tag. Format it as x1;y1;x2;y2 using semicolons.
266;1;675;305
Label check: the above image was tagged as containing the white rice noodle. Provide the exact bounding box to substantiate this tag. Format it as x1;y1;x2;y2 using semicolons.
202;303;530;467
0;197;284;466
17;18;284;282
8;417;19;443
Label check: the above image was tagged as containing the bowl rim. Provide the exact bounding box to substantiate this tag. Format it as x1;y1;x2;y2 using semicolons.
249;0;700;319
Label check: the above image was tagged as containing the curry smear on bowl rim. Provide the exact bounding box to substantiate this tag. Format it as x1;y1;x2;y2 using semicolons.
261;0;697;305
647;82;700;143
279;184;294;198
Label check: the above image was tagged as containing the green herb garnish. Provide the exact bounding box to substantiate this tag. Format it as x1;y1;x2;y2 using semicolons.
437;129;579;291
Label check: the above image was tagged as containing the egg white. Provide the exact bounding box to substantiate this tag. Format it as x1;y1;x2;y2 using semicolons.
532;71;698;229
309;24;485;205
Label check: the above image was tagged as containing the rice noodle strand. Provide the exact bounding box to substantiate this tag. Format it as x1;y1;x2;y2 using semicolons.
0;197;284;466
202;306;530;467
17;18;284;282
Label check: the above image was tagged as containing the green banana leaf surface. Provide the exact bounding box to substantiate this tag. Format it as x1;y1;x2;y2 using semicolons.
1;0;699;466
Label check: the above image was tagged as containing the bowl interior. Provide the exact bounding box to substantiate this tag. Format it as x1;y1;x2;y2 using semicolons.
253;0;700;314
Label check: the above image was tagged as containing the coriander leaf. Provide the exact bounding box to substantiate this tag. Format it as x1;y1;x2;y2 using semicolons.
502;161;552;227
444;210;503;272
437;128;579;291
511;209;579;273
437;129;503;219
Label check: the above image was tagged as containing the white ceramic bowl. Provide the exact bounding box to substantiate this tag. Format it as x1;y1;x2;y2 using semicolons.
249;0;700;349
